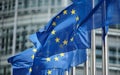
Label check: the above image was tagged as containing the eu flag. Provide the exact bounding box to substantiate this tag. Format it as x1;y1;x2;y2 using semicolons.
8;48;37;75
78;0;120;31
31;49;87;75
29;0;91;57
106;0;120;25
8;47;86;75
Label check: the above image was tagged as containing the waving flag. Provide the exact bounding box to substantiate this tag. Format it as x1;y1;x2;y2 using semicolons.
8;0;120;75
29;0;92;57
78;0;120;30
8;47;86;75
8;48;37;75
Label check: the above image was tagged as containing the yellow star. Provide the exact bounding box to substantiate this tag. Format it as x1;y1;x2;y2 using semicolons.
55;38;60;43
76;16;79;21
70;37;74;42
63;40;68;45
54;57;59;61
46;57;51;62
60;53;65;57
71;9;75;15
29;68;32;72
51;30;56;35
33;48;37;53
47;70;52;75
31;55;34;59
52;22;56;26
63;10;67;15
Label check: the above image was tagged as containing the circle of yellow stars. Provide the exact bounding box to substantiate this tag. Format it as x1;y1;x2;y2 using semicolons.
40;8;79;75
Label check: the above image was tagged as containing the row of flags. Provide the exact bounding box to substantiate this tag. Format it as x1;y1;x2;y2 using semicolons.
8;0;120;75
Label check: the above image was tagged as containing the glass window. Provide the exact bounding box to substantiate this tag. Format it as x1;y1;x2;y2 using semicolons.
51;0;55;6
57;0;62;5
18;0;23;9
119;59;120;64
109;57;116;64
24;0;29;8
109;47;116;56
38;0;43;7
0;2;2;11
96;57;102;63
109;24;117;29
96;49;102;55
44;0;49;5
118;49;120;57
30;0;37;7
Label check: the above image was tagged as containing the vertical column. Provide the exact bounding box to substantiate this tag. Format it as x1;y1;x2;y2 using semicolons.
91;30;96;75
12;0;18;57
102;0;108;75
91;0;96;75
84;49;89;75
65;71;69;75
47;0;51;21
102;34;108;75
71;67;76;75
11;0;18;75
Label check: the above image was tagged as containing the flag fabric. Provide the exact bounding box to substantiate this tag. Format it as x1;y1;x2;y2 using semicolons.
106;0;120;25
8;47;87;75
8;48;37;75
78;0;120;31
29;0;92;57
30;0;101;74
31;49;87;75
8;0;120;75
32;69;65;75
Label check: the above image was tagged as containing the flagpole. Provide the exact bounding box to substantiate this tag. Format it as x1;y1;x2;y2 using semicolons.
91;0;96;75
65;71;69;75
102;31;108;75
102;0;108;75
11;0;18;75
71;67;76;75
84;49;89;75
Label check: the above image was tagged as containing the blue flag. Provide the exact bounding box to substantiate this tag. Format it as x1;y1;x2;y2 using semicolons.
106;0;120;25
29;0;91;57
8;47;86;75
31;49;87;75
78;0;120;30
30;1;91;74
8;48;37;75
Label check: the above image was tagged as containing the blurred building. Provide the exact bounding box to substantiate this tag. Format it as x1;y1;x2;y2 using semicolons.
0;0;120;75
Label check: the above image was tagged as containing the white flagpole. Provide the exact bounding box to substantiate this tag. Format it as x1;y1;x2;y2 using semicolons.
102;0;108;75
84;49;89;75
12;0;18;56
65;71;69;75
11;0;18;75
102;31;108;75
71;67;76;75
91;0;96;75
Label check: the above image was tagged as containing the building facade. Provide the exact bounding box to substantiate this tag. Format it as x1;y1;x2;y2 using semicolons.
0;0;120;75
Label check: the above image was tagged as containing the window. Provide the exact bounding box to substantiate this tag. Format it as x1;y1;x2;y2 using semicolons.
109;57;116;64
24;0;29;8
109;47;116;56
38;0;43;7
96;57;102;63
0;2;2;11
96;46;102;55
18;0;24;9
118;49;120;57
57;0;62;5
51;0;55;6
